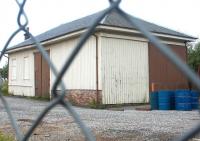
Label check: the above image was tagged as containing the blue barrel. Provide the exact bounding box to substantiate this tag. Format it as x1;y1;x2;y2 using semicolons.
150;92;158;110
175;90;191;111
191;90;199;109
171;92;175;110
158;90;174;110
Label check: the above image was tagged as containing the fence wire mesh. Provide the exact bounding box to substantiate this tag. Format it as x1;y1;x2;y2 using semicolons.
0;0;199;140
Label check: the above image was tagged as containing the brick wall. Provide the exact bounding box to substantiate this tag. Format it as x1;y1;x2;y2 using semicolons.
63;90;102;106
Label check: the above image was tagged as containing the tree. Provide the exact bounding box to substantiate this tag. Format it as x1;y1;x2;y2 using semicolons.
0;62;8;80
187;42;200;71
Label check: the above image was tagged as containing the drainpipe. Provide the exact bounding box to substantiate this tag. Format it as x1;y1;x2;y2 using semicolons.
185;41;188;70
93;34;99;104
185;41;191;90
7;56;9;83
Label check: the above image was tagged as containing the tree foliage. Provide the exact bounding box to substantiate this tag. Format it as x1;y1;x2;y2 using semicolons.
187;42;200;71
0;62;8;79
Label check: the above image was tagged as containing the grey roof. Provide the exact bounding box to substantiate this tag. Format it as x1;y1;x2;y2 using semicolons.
9;10;196;50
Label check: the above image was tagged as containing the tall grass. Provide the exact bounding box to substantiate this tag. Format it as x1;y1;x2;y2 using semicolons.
0;131;13;141
0;80;8;95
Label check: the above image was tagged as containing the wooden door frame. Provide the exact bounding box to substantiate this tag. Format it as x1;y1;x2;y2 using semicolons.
34;50;50;98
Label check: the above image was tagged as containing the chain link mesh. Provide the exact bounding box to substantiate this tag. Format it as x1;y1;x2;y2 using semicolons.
0;0;199;140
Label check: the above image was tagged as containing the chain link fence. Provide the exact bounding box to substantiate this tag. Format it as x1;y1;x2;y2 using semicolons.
0;0;199;140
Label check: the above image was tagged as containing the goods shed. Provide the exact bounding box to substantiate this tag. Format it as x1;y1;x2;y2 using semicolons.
7;10;196;105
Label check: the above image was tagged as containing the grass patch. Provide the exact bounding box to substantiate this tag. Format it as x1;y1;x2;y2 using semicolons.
0;80;50;101
88;99;107;109
26;96;50;101
88;100;149;109
0;81;9;96
0;131;14;141
1;93;50;102
0;80;14;96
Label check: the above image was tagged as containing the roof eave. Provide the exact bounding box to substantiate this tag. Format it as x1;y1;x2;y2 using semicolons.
98;25;197;42
6;29;87;54
7;25;197;53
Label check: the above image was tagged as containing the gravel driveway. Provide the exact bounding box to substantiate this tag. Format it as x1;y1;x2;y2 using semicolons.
0;96;200;141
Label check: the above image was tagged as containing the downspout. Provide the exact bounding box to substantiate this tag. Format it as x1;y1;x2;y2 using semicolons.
185;41;191;90
7;56;9;85
185;41;187;62
93;34;99;104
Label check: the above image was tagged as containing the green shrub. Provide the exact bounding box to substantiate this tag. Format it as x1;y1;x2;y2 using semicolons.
88;99;97;108
27;96;50;101
0;131;14;141
88;99;106;109
0;81;8;95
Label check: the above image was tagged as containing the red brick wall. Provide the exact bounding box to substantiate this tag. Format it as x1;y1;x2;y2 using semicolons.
63;90;102;106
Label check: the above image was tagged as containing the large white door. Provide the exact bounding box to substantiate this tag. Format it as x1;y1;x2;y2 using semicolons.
101;37;149;104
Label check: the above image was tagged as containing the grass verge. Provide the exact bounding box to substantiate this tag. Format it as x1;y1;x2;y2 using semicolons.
0;131;14;141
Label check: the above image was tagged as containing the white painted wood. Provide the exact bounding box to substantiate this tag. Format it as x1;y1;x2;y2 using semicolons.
8;49;35;96
8;36;96;97
23;56;30;79
101;37;149;104
99;32;148;42
11;59;17;80
98;35;102;90
50;36;96;90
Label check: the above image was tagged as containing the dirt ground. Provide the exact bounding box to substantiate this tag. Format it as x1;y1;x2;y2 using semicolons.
1;96;200;141
0;120;175;141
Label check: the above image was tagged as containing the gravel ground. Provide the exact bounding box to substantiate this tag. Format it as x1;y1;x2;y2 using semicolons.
0;96;200;141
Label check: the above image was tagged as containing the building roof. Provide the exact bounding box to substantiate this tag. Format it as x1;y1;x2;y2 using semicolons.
8;10;196;50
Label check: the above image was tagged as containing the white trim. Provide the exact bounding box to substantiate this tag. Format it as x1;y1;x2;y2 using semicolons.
7;25;194;53
11;58;17;80
32;52;35;97
23;56;30;80
7;45;34;53
98;32;148;42
98;33;185;46
153;33;194;42
49;47;52;99
161;40;185;46
97;25;140;34
7;29;86;53
43;30;86;45
97;25;195;41
8;84;32;87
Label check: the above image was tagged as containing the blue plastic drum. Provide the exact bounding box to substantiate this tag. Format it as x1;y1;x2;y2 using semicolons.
158;90;174;110
150;92;158;110
191;90;199;109
175;90;191;111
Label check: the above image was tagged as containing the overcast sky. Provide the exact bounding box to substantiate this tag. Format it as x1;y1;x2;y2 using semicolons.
0;0;200;67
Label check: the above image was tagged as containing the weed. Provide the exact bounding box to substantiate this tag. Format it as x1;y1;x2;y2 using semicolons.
88;99;106;109
0;81;8;95
26;96;50;101
0;131;14;141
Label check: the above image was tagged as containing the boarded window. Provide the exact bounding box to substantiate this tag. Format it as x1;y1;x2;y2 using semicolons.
11;59;17;80
24;56;29;79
